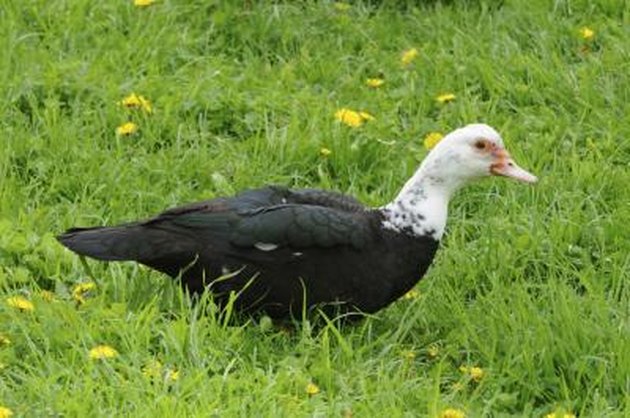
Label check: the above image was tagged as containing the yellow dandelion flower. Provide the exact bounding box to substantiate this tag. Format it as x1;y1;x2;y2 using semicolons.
545;413;576;418
116;122;138;136
165;368;180;382
423;132;444;150
436;93;456;104
120;94;142;108
320;147;332;157
403;289;419;300
439;408;466;418
401;48;419;66
134;0;156;7
401;350;416;361
143;359;180;383
89;344;118;360
469;366;484;382
366;78;385;88
305;382;320;395
72;282;96;305
119;93;153;113
334;108;374;128
460;365;484;382
40;290;55;302
0;406;13;418
6;296;34;312
334;2;351;11
335;108;362;127
143;360;162;377
579;27;594;40
142;359;163;379
427;344;439;358
0;334;11;347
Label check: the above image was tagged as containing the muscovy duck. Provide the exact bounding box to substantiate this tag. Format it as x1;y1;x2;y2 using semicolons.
58;124;537;318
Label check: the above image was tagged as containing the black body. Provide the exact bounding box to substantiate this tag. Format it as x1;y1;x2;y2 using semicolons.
58;186;439;318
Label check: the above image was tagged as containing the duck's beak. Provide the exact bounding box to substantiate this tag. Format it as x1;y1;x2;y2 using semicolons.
490;149;538;184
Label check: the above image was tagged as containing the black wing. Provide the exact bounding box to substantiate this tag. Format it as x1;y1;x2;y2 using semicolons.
234;204;369;249
148;185;369;249
164;197;370;251
158;185;365;216
58;185;372;276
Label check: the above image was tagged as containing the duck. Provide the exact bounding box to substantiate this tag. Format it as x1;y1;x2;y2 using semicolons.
58;124;537;318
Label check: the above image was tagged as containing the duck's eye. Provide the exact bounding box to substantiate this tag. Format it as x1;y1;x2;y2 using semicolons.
474;140;487;150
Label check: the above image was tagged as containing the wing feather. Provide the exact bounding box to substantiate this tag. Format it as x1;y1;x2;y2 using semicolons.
232;205;370;249
138;186;370;253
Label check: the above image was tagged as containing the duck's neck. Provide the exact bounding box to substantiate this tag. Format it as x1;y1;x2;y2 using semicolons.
379;162;466;241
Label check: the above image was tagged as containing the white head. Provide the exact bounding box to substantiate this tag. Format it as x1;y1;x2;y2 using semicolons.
381;123;537;240
421;123;538;190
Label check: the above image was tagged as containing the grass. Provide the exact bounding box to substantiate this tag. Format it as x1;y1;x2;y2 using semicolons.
1;0;629;416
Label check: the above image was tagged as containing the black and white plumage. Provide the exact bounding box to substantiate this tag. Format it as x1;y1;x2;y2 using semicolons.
58;124;537;318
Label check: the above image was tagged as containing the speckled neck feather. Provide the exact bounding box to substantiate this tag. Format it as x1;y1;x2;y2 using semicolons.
379;149;469;241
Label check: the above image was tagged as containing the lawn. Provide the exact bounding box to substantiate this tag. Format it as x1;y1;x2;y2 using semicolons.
1;0;628;416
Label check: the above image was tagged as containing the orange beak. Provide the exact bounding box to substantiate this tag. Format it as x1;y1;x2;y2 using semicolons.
490;149;538;184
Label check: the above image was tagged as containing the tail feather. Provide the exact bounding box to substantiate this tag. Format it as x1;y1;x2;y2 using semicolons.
58;225;138;261
57;224;186;262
